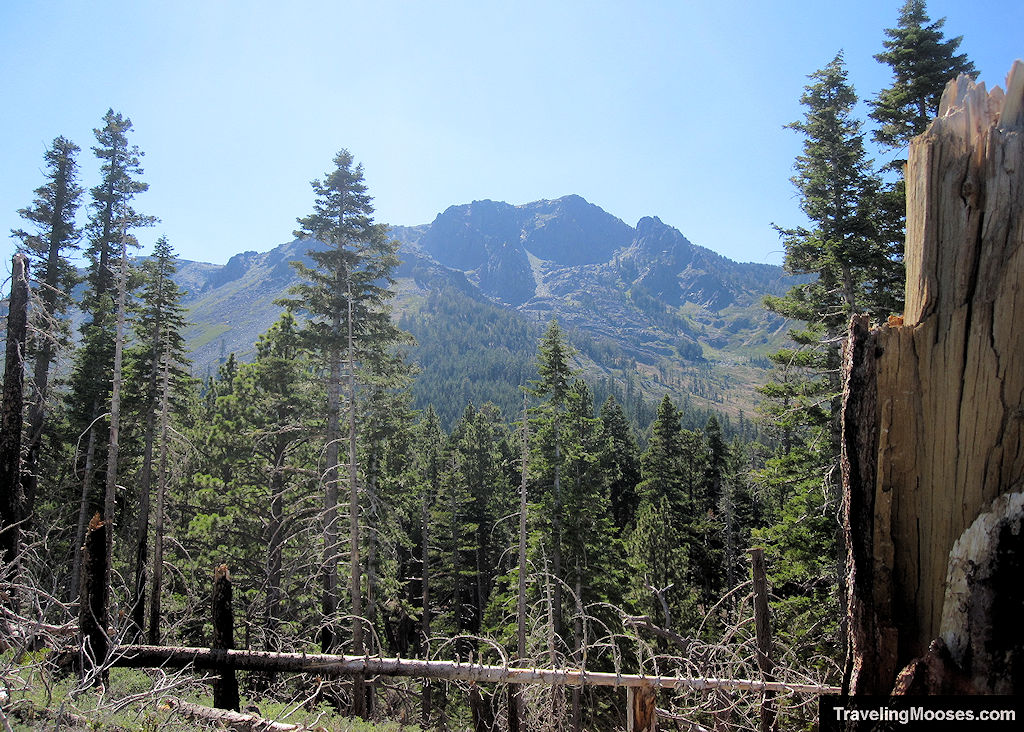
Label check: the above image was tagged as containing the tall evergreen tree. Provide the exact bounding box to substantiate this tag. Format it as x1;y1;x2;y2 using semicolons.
599;395;641;533
449;402;516;639
630;396;695;630
187;314;316;649
768;52;890;332
756;53;891;676
12;136;83;523
871;0;976;151
281;149;409;717
67;109;153;598
761;53;893;513
123;236;191;637
867;1;976;321
560;379;620;657
527;318;576;640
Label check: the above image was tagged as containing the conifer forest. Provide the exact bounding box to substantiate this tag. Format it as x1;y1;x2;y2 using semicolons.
2;2;1021;730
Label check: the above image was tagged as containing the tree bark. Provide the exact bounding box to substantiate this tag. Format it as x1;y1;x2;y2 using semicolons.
70;422;98;601
79;514;108;683
0;254;29;568
164;697;299;731
842;64;1024;695
212;565;240;711
95;644;838;693
749;548;776;732
147;354;171;645
102;233;129;627
130;408;155;637
627;684;656;732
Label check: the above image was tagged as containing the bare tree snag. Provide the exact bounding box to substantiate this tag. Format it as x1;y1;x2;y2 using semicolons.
627;684;656;732
842;62;1024;695
0;254;29;568
79;513;108;683
212;565;240;711
749;549;776;732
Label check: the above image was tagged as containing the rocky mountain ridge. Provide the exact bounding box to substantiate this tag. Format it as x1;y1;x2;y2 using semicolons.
173;195;795;418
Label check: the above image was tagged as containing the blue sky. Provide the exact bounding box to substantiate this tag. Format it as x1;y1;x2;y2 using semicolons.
1;1;1020;275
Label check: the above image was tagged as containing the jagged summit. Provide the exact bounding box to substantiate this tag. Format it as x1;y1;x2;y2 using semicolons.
173;195;795;415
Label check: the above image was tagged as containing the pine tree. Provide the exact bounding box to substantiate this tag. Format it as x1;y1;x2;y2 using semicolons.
67;109;154;599
768;52;891;332
360;377;415;661
281;149;410;717
871;0;976;151
449;403;516;638
123;236;191;638
560;377;619;726
761;53;893;531
527;318;576;639
409;406;446;722
626;494;691;630
631;396;696;630
12;136;83;524
186;315;317;649
756;53;892;675
689;416;727;613
636;396;686;511
599;395;641;533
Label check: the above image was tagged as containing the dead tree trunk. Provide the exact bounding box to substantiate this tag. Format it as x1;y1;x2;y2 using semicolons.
627;684;656;732
97;644;838;693
512;399;529;732
749;549;776;732
102;231;129;632
842;63;1024;695
0;254;29;569
79;513;108;683
212;565;240;711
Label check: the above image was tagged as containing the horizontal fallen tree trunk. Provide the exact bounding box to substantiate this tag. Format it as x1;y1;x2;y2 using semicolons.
164;697;301;731
101;645;838;695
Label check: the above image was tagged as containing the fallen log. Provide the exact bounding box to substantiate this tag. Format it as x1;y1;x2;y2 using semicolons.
101;645;839;695
163;697;301;731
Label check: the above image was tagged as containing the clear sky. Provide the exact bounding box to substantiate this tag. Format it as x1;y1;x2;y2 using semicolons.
1;1;1020;275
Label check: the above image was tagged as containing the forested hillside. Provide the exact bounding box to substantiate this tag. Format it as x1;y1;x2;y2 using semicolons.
0;2;989;729
170;194;795;430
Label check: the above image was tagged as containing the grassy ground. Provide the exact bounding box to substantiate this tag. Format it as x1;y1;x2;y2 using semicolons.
2;654;423;731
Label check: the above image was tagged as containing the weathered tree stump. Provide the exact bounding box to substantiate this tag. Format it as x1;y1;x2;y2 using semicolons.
627;684;656;732
0;254;29;569
79;513;108;683
842;62;1024;695
212;564;240;711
